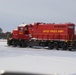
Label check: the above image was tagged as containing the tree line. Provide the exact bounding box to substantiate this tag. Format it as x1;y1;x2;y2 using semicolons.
0;28;12;39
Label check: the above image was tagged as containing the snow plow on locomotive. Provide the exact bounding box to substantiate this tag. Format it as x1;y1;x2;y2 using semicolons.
7;22;76;50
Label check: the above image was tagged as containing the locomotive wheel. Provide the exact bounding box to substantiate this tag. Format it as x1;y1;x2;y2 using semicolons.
39;42;45;47
7;40;11;46
68;48;72;51
22;42;27;47
19;44;22;47
19;41;27;47
55;46;59;50
18;41;22;47
54;42;59;50
29;46;32;48
62;43;67;50
48;42;54;49
12;41;17;47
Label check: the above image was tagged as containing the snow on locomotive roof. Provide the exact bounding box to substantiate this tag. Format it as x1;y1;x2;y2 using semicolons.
18;24;27;27
13;29;17;30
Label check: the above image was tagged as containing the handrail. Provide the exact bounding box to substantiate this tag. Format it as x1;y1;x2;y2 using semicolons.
32;33;74;41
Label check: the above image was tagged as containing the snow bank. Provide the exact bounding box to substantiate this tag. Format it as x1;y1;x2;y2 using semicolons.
0;40;76;75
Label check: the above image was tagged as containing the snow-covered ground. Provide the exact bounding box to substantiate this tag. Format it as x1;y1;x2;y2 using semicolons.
0;40;76;75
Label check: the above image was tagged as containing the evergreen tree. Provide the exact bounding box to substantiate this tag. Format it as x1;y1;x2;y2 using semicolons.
0;28;2;33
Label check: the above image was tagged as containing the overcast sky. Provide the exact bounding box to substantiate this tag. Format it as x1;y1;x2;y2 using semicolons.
0;0;76;32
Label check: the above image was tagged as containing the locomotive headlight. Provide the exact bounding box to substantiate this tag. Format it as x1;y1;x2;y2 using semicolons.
65;40;68;42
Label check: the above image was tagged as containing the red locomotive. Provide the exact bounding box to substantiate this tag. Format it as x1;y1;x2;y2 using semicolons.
7;22;76;50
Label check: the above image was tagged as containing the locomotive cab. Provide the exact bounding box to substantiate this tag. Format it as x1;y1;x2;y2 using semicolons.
25;25;29;35
18;24;30;40
18;25;29;35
